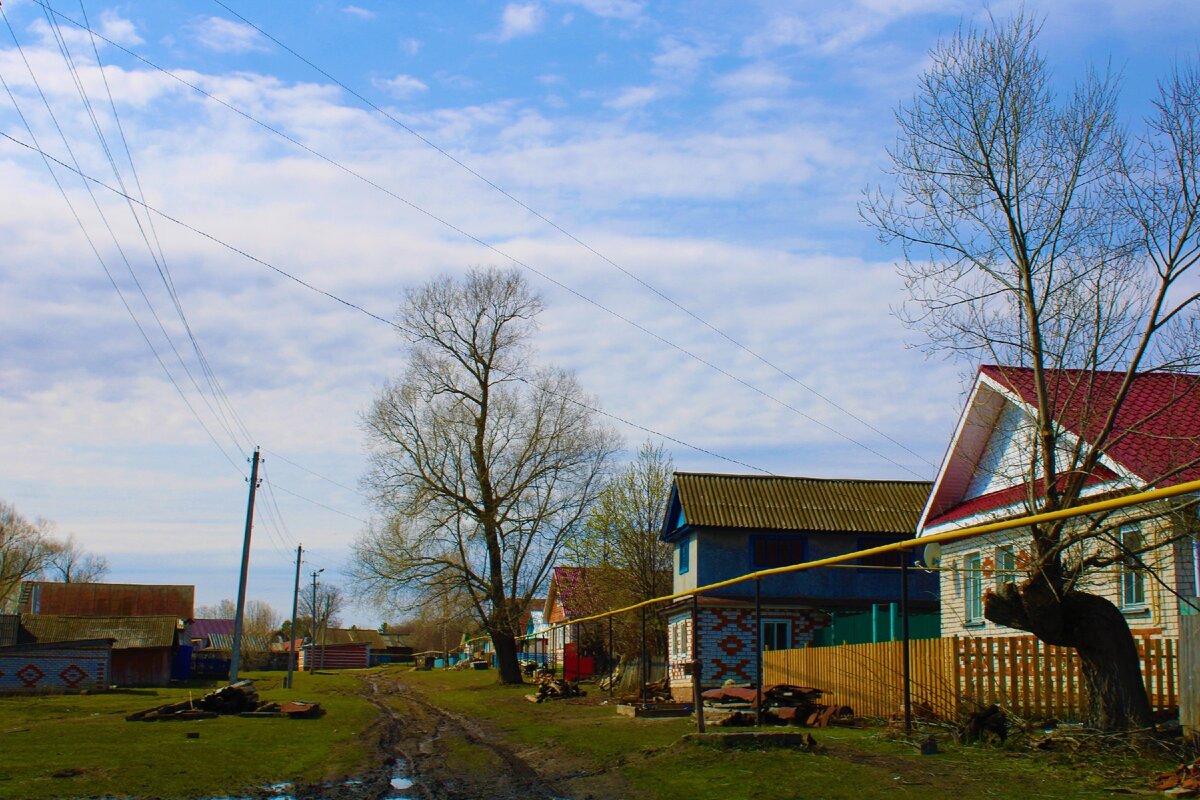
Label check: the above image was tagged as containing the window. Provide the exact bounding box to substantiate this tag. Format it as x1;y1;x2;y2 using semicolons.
678;535;690;575
752;536;806;568
963;553;984;623
857;537;903;570
1119;525;1147;608
995;546;1016;589
761;619;791;652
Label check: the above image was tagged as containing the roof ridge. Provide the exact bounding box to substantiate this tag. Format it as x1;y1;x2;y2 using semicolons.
674;472;932;485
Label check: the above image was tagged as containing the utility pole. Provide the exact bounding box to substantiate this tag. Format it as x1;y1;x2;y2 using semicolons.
309;568;324;673
285;544;302;689
230;447;261;684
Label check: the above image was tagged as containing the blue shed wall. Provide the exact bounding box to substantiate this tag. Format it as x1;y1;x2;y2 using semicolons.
693;528;939;604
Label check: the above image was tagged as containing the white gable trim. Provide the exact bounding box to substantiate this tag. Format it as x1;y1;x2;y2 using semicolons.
918;370;1144;536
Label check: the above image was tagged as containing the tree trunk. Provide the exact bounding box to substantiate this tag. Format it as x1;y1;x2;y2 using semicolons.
987;583;1153;730
490;629;522;684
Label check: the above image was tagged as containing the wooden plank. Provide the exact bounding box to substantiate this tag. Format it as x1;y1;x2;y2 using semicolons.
1167;638;1177;711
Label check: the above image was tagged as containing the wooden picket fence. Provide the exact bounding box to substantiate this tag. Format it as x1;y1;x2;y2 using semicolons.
762;635;1177;721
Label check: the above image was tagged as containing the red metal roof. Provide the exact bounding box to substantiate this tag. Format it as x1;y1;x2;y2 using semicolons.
981;366;1200;485
21;582;194;618
923;366;1200;529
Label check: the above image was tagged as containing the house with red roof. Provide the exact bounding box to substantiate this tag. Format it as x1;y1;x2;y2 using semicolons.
918;365;1200;639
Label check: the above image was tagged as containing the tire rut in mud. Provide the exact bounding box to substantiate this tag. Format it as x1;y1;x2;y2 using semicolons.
365;674;568;800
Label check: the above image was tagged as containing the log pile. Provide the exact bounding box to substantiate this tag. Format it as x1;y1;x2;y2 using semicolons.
700;684;848;728
619;677;672;705
127;681;323;721
526;672;587;703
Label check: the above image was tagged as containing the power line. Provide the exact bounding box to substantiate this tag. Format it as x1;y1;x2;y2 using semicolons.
26;0;928;479
3;7;357;560
0;129;774;476
212;0;935;472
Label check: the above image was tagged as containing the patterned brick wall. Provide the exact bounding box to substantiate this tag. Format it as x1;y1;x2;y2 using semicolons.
667;605;829;699
0;645;110;693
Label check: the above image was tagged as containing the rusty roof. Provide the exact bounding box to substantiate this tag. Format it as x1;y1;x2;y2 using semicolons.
671;473;932;534
21;614;181;649
20;582;194;618
323;628;386;647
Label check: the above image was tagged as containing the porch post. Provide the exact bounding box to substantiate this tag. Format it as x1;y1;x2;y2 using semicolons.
755;577;763;727
641;605;648;706
901;549;913;734
608;613;614;697
693;594;705;734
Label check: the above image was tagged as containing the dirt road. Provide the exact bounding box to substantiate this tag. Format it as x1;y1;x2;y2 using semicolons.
292;673;577;800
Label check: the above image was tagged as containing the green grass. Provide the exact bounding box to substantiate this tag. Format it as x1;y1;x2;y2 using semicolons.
400;669;1175;800
0;670;380;799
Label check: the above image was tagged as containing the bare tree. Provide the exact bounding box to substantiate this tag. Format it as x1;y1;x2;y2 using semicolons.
44;535;110;584
299;582;344;643
562;440;674;657
863;14;1200;729
0;500;54;612
355;267;620;683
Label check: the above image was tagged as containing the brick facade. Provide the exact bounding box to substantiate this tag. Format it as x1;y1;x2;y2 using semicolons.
666;604;829;700
0;640;111;694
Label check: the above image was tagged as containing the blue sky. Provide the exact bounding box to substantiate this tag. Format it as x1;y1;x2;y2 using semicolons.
1;0;1197;625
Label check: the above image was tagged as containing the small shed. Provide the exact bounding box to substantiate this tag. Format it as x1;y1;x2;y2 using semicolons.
20;615;182;687
300;641;370;670
0;638;113;694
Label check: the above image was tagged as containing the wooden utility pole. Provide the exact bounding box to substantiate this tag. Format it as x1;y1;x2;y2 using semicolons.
309;568;324;673
285;544;302;689
230;447;261;684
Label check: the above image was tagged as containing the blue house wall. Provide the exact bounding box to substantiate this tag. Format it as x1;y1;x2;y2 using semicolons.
681;527;938;606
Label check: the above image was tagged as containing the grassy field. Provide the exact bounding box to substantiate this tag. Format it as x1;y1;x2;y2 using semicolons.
400;668;1176;800
0;670;379;799
0;666;1179;800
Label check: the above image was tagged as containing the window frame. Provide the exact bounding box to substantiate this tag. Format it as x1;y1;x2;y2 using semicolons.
678;534;691;575
963;552;984;624
1118;524;1147;610
760;618;791;652
995;545;1016;590
749;535;807;569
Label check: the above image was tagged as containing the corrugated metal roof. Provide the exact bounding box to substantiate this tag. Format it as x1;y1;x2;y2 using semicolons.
21;614;181;649
205;632;272;652
323;628;386;647
20;582;194;618
673;473;932;534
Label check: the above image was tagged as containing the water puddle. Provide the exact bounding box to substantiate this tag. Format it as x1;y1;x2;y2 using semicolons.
384;759;416;799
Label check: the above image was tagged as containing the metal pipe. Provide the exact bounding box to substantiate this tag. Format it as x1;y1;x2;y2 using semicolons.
901;551;913;734
692;594;705;734
754;577;763;727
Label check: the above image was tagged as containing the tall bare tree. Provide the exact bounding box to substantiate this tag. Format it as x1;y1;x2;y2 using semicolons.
355;267;620;683
863;14;1200;729
44;535;110;584
0;500;53;612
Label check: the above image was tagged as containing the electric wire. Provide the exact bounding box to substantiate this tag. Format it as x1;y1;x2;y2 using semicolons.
26;0;927;479
212;0;935;471
3;8;359;558
0;6;245;477
0;129;773;475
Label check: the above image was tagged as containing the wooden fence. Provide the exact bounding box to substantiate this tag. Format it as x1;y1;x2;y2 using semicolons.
763;635;1177;721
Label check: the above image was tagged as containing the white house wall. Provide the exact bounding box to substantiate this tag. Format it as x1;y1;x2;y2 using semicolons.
938;514;1189;639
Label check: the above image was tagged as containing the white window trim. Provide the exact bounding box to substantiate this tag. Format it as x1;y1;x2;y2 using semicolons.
963;552;984;624
1118;525;1148;610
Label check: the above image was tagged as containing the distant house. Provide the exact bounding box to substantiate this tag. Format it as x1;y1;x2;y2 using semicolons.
517;599;548;665
300;640;370;670
184;618;234;649
545;568;600;665
19;614;183;686
17;581;194;619
918;366;1200;639
660;473;935;700
321;627;413;665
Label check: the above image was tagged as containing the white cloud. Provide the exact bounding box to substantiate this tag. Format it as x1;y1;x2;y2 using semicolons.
374;73;428;98
558;0;644;20
341;5;377;20
713;64;792;95
651;36;714;81
191;16;270;54
398;37;422;56
494;3;545;42
605;84;660;109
